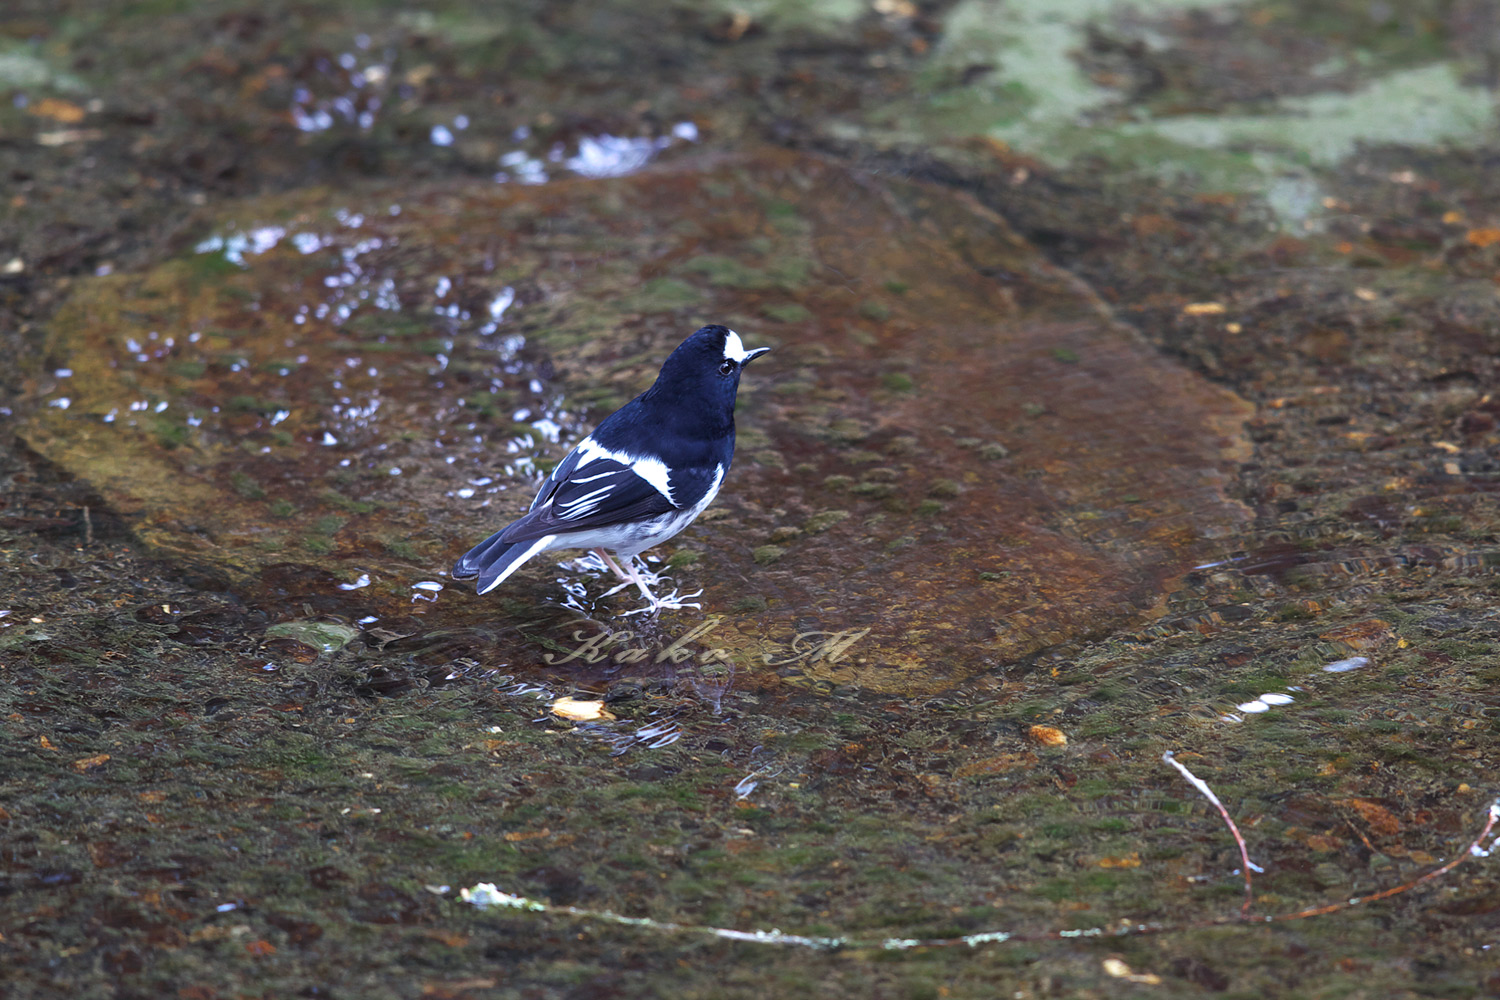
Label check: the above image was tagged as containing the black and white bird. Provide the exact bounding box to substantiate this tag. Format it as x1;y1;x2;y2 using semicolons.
451;325;770;612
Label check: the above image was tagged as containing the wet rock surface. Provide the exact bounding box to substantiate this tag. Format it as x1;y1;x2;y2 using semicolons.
2;3;1499;999
19;149;1251;694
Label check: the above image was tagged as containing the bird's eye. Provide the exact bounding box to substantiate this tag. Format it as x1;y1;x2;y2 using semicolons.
718;360;736;376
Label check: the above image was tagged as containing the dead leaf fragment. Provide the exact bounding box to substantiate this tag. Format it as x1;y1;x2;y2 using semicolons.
423;981;498;997
1340;797;1400;836
1098;852;1142;869
549;697;614;722
72;753;111;772
1182;302;1226;315
954;752;1039;778
37;128;104;147
29;97;87;124
419;929;471;947
1317;619;1393;651
1102;957;1162;984
1027;724;1067;747
1466;228;1500;248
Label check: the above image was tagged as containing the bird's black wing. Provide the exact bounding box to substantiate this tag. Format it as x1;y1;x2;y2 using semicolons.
497;455;678;544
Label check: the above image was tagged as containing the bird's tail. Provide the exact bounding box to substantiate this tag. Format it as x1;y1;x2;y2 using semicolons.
451;531;557;595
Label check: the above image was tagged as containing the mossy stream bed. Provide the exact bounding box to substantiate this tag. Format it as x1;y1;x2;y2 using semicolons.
2;2;1498;997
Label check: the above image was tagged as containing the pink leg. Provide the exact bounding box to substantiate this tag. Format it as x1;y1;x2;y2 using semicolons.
593;549;660;606
592;548;632;582
619;558;660;606
591;548;669;613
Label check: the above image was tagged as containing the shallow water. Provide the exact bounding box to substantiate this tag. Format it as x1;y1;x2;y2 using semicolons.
2;3;1498;998
21;149;1253;698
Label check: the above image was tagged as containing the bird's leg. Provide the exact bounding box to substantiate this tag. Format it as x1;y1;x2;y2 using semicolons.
619;556;663;608
594;550;671;614
591;548;633;583
591;551;704;617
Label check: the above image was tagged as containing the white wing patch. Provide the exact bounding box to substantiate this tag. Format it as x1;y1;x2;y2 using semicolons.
722;329;751;363
687;463;726;520
572;436;676;506
554;481;619;520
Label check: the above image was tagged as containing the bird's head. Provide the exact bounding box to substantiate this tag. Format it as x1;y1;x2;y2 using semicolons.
648;325;770;414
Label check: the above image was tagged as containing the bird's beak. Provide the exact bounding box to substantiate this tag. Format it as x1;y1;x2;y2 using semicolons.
744;347;772;364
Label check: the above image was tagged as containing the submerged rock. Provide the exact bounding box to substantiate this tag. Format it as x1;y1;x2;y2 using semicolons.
22;149;1250;694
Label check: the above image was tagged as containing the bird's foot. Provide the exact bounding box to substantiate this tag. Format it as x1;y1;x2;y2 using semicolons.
610;555;702;616
562;552;701;616
614;586;704;617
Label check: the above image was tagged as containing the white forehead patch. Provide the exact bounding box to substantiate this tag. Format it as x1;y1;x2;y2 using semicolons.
722;329;752;363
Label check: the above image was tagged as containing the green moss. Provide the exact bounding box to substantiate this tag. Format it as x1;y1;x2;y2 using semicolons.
1076;716;1122;738
762;302;813;323
928;479;961;498
345;311;429;340
321;489;375;514
979;442;1010;460
803;510;850;533
638;277;702;308
312;515;346;536
753;545;786;565
885;436;919;455
681;255;770;289
265;620;359;651
461;391;506;420
167;360;207;379
768;257;813;289
859;299;892;322
227;395;281;416
666;549;700;569
180;246;242;283
381;535;419;560
763;198;799;219
914;499;944;517
880;372;914;392
269;500;297;519
230;471;265;500
149;415;189;450
731;596;768;613
826;418;870;443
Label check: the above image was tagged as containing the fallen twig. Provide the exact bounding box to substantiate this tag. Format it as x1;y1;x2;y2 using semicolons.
1163;750;1263;914
459;758;1500;951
